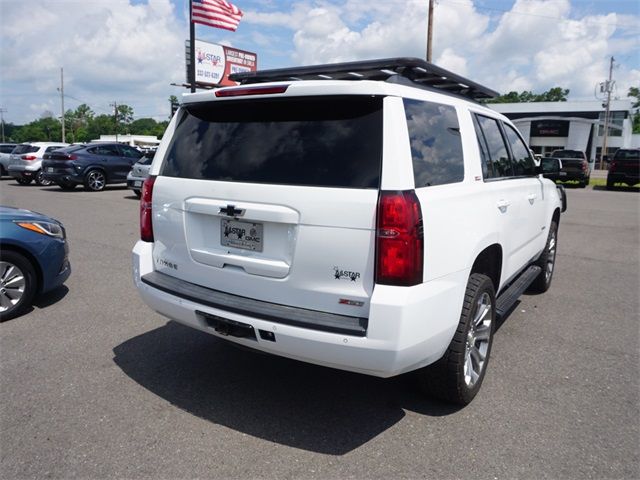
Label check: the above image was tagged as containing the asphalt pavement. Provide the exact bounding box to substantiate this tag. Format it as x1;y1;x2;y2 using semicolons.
1;179;638;479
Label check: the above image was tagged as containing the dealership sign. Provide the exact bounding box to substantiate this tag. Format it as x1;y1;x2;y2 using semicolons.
186;39;257;86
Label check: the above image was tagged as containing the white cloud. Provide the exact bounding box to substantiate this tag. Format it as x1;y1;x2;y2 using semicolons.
246;0;639;101
1;0;184;123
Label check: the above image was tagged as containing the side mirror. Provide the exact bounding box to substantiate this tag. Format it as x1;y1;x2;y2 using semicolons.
539;157;561;175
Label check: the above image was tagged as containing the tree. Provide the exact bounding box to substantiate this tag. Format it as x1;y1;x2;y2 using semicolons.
116;104;134;125
629;87;640;133
169;95;179;119
486;87;569;104
129;118;159;135
628;86;639;109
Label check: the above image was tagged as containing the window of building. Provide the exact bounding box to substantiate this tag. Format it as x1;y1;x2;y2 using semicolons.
598;111;625;137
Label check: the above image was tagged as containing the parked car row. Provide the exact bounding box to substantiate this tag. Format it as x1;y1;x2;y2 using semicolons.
538;148;639;190
1;142;155;193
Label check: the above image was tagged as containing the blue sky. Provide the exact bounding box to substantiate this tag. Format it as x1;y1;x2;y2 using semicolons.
1;0;638;125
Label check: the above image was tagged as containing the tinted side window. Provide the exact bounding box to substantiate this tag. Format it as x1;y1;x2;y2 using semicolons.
120;145;143;158
0;145;15;154
162;96;383;188
472;115;492;179
503;124;535;176
45;146;63;153
403;99;463;187
89;145;119;156
476;116;513;177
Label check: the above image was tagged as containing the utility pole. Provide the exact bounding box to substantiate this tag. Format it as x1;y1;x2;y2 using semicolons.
600;56;615;170
60;68;65;142
426;0;434;62
110;101;119;142
189;0;196;93
0;108;6;142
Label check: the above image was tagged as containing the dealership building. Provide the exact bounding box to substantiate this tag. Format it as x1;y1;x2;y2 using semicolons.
490;99;639;164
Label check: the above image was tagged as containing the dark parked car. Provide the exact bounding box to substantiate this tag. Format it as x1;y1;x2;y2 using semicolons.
42;142;143;191
550;149;590;187
0;206;71;321
607;149;639;189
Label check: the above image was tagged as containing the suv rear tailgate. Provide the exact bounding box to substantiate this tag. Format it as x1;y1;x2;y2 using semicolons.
151;95;383;318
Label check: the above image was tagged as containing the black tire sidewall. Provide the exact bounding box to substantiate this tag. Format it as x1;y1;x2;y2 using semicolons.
454;274;496;404
0;250;37;321
418;273;496;405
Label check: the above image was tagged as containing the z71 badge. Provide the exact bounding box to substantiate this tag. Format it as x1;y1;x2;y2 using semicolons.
333;266;361;282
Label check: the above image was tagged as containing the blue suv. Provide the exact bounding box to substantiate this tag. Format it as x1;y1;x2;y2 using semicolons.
42;143;143;191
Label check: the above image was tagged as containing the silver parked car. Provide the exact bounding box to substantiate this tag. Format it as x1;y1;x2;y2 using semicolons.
0;143;17;177
8;142;69;185
126;151;154;197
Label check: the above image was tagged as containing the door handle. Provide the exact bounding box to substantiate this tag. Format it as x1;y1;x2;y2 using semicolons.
497;200;510;212
527;193;537;204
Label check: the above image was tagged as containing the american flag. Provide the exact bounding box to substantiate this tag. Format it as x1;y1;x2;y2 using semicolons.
191;0;243;32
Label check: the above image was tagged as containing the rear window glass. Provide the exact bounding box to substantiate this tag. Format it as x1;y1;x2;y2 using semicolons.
614;150;639;161
403;98;463;187
13;145;38;154
161;96;383;188
552;150;583;158
138;153;154;165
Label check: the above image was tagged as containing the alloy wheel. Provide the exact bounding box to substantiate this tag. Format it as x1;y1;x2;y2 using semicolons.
0;261;26;313
545;230;557;283
464;292;492;387
87;171;106;191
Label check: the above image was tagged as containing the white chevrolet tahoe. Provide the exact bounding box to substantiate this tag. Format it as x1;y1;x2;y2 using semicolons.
133;58;565;405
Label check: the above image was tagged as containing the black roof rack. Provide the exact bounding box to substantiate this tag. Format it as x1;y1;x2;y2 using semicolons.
229;57;499;101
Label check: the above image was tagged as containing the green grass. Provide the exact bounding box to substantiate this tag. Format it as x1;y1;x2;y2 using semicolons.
555;178;639;189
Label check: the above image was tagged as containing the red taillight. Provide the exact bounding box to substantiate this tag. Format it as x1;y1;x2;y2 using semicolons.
581;161;588;172
140;175;156;242
609;161;616;172
375;190;424;286
215;85;289;97
67;154;78;161
21;155;37;161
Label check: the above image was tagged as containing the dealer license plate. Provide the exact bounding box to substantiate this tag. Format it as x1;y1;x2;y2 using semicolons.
134;181;142;187
220;219;263;252
47;167;54;172
559;172;567;176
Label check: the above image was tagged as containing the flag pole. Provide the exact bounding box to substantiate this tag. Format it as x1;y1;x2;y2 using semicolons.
189;0;196;92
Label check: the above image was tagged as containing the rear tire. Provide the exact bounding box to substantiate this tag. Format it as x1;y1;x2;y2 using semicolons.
0;251;37;322
417;273;496;405
529;220;558;293
84;169;106;191
16;178;32;185
606;178;614;190
133;189;141;198
35;170;53;186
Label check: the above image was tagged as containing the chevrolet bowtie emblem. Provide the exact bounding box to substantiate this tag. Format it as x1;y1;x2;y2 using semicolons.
219;205;245;217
